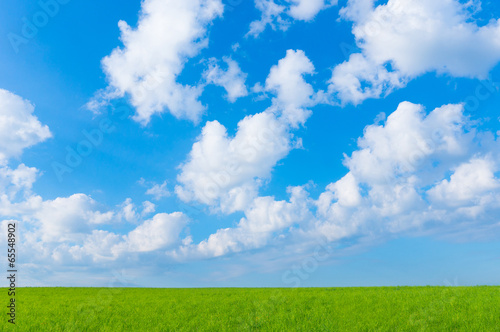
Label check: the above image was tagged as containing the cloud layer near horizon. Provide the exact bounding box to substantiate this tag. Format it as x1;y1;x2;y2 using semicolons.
3;86;499;267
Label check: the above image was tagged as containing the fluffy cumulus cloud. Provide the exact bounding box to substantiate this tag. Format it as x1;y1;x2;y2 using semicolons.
312;101;500;241
115;212;189;253
427;158;500;211
0;90;49;223
43;211;186;264
5;91;499;267
0;89;52;164
0;164;38;200
145;181;170;201
328;53;407;105
3;193;116;246
31;194;115;243
118;198;157;223
175;50;316;213
5;193;189;264
344;102;471;184
175;101;500;259
203;57;248;102
55;211;188;263
330;0;500;104
88;0;224;124
56;230;122;263
248;0;337;37
171;186;312;258
0;90;190;268
175;112;292;213
264;49;317;127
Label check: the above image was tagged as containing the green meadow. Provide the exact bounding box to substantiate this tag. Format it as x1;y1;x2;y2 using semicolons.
3;286;499;331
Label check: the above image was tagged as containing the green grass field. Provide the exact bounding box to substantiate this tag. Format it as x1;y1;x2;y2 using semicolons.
2;286;499;331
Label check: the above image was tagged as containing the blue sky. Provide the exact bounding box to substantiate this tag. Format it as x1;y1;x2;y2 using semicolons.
1;0;500;287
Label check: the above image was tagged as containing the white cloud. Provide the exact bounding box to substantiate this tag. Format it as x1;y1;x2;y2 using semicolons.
266;51;314;105
176;101;500;260
248;0;288;37
31;194;114;242
265;49;316;127
203;57;248;102
142;201;156;216
311;101;500;241
325;172;361;208
116;212;189;253
288;0;337;21
55;230;122;263
175;112;292;213
328;53;406;105
0;164;38;200
172;186;311;258
145;181;170;201
428;157;500;208
8;194;188;264
89;0;224;125
330;0;500;104
10;100;499;269
12;194;190;266
338;0;373;22
0;88;190;265
0;89;52;164
119;198;138;223
345;102;470;184
176;50;316;213
248;0;337;37
118;198;158;223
